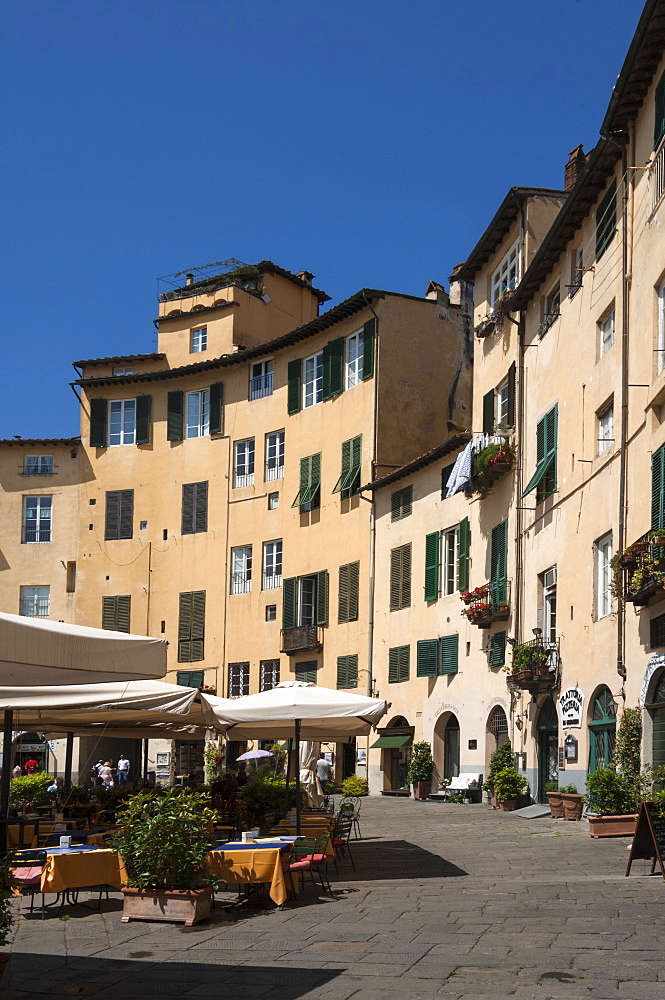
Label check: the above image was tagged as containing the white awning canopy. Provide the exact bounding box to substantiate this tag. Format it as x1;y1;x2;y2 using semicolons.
0;612;168;685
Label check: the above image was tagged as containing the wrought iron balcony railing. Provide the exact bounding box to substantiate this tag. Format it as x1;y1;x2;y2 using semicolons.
508;637;560;691
280;626;323;654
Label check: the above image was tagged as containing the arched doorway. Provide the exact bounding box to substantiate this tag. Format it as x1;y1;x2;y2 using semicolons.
536;698;558;802
443;714;460;780
648;670;665;769
486;706;509;779
387;717;411;792
14;732;49;774
588;686;616;773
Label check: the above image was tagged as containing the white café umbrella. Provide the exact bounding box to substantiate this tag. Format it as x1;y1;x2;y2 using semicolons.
210;681;387;833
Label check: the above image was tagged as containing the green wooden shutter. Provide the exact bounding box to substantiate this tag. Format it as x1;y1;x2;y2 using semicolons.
338;563;349;623
424;532;440;602
90;398;107;448
177;670;204;689
362;318;375;380
282;577;297;629
655;71;665;150
182;483;195;535
536;415;546;465
596;180;617;260
195;481;208;533
389;645;409;683
323;338;344;399
439;634;459;674
483;390;495;435
347;560;359;622
417;638;438;677
287;359;302;414
523;405;557;499
178;591;205;662
390;544;411;610
105;491;119;540
167;391;184;441
490;520;508;605
102;596;116;630
391;485;413;520
310;453;321;509
190;591;205;661
316;570;329;625
334;436;361;496
458;517;469;593
209;382;223;434
489;631;506;667
652;446;665;531
337;654;358;689
116;595;131;633
507;362;516;427
118;489;133;539
136;395;152;445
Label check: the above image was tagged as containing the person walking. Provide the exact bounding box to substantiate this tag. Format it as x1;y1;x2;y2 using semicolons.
117;753;130;786
316;753;333;787
98;761;114;788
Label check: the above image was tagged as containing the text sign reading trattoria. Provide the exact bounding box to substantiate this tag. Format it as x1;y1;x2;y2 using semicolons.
559;687;584;729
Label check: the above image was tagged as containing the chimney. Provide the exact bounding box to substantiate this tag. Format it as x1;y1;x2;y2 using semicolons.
185;273;194;286
425;280;445;301
295;270;314;286
448;263;472;309
564;145;586;193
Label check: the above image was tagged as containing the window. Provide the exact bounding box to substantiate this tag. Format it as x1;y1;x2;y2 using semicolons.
20;586;49;617
333;436;361;499
265;605;277;622
489;632;506;667
108;399;136;446
484;363;516;431
597;401;614;455
345;330;364;389
521;405;557;503
260;659;280;691
540;568;557;643
263;540;282;590
228;662;250;698
22;496;52;543
234;439;255;488
490;239;520;307
596;534;612;619
105;489;133;540
388;645;410;683
416;635;459;676
654;69;665;150
23;455;54;476
569;246;584;297
651;613;665;650
442;526;460;596
293;454;321;512
250;359;274;400
295;661;317;683
496;380;510;428
181;481;208;534
178;591;206;662
391;485;412;521
303;351;323;408
596;181;617;261
282;571;328;628
177;670;204;689
428;519;469;600
265;431;284;481
186;389;210;438
599;309;615;356
337;654;358;689
658;283;665;375
231;545;252;595
338;561;360;623
390;543;411;611
440;463;455;498
113;366;134;376
191;327;207;353
102;595;131;633
268;492;279;510
540;281;560;336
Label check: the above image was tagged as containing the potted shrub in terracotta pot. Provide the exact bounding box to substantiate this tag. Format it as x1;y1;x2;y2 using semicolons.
486;740;513;809
407;742;434;800
114;787;217;926
559;783;584;820
545;781;564;818
493;766;528;812
584;767;638;837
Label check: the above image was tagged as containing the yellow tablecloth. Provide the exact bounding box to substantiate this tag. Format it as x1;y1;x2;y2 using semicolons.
205;848;289;906
269;827;335;860
7;825;37;849
86;834;110;848
41;849;126;894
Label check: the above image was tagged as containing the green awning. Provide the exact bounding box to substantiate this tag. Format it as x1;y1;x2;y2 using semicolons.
370;734;413;749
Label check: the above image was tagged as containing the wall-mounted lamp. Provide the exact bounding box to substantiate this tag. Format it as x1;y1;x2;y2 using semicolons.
532;627;542;637
608;695;620;718
506;637;517;647
515;716;523;730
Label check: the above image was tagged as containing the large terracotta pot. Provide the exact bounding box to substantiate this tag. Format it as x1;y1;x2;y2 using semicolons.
498;798;518;812
413;781;432;800
546;791;564;818
121;886;212;926
560;792;584;821
588;814;638;838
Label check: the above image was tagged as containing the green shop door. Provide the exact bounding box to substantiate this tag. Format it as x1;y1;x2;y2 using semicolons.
588;686;616;773
537;697;558;802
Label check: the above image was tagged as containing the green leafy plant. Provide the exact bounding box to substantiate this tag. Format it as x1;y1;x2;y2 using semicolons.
406;743;434;784
471;439;516;498
485;740;513;791
585;767;635;815
544;781;558;792
448;793;464;803
613;707;642;779
0;858;16;949
559;784;579;794
493;766;528;801
341;774;369;797
203;741;222;784
9;773;52;805
238;777;298;828
113;788;217;892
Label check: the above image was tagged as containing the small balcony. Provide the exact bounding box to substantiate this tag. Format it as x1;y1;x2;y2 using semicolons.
474;288;515;338
471;434;515;498
508;637;560;693
249;372;274;400
618;530;665;608
280;625;323;654
460;581;511;628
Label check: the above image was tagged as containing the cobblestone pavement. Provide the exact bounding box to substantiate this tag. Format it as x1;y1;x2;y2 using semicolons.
3;796;664;1000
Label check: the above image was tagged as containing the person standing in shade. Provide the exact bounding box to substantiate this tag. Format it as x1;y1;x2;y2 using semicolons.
12;764;22;778
236;761;248;788
117;753;130;786
316;753;333;788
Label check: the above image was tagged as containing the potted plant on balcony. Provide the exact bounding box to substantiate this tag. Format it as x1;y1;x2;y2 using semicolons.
407;742;434;801
544;781;564;818
509;645;533;683
114;788;218;925
559;783;584;820
493;766;528;812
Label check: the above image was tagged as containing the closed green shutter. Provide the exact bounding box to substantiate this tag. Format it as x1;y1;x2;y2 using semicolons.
90;398;107;448
388;645;410;683
295;660;318;683
655;71;665;150
652;445;665;531
439;634;459;674
167;391;184;441
596;180;617;261
102;596;116;631
177;670;204;689
316;570;329;625
362;318;375;380
507;362;516;427
458;517;470;592
391;485;412;520
287;359;302;414
489;631;506;667
390;544;411;611
338;561;359;623
323;338;344;399
178;591;205;662
490;520;508;605
522;404;558;499
337;654;358;689
209;382;223;434
182;482;208;535
105;490;133;540
416;638;438;677
282;577;297;629
483;390;494;435
424;532;440;602
102;595;130;633
136;395;152;445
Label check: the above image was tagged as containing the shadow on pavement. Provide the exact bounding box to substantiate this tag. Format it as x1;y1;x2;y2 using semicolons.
338;839;468;879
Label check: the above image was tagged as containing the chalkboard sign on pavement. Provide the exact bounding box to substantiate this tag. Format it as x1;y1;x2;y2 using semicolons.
625;802;665;877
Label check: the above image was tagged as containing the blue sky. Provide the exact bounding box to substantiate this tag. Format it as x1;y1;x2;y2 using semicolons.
0;0;645;438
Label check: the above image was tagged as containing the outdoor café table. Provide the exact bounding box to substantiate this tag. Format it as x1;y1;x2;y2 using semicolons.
269;826;336;861
205;842;292;906
41;846;126;897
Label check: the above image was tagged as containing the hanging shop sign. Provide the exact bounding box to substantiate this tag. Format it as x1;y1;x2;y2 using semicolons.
559;687;584;728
